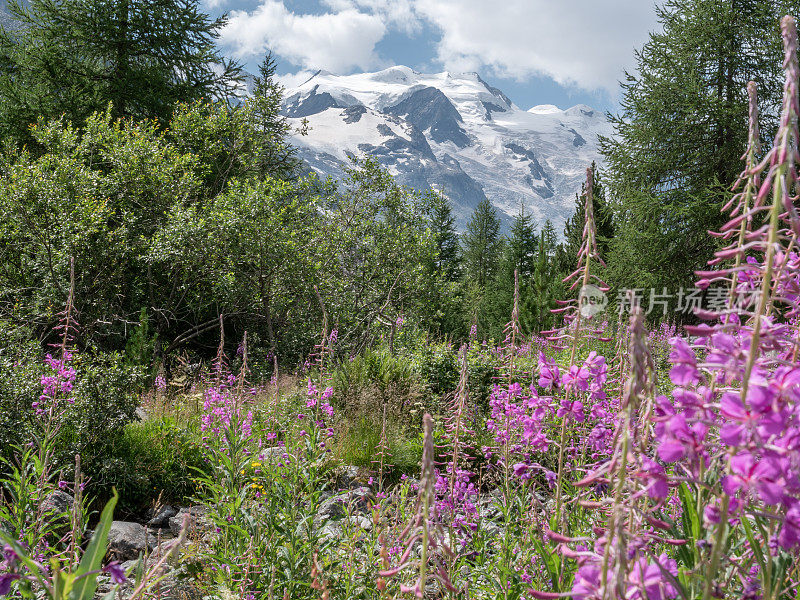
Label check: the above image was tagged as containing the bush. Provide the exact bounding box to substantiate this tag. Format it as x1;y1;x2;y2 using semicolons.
94;416;206;516
0;322;41;466
331;346;423;419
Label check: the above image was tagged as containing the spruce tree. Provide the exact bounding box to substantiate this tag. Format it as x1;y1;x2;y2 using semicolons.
0;0;241;143
557;162;614;275
532;229;558;331
246;52;302;180
601;0;800;292
461;198;501;289
430;192;461;282
488;208;538;335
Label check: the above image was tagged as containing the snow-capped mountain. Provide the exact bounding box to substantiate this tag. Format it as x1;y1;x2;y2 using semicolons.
281;66;613;231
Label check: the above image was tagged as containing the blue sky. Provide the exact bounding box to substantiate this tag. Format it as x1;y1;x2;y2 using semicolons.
206;0;661;113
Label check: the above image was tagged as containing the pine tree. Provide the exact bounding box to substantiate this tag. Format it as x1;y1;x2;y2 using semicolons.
504;209;538;280
245;52;302;180
557;162;614;275
430;192;461;281
461;198;501;289
531;229;561;332
0;0;242;143
487;208;538;334
601;0;800;291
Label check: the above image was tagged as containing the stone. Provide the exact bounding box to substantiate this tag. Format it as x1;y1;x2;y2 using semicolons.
107;521;156;561
40;490;75;517
317;486;372;522
168;505;210;537
147;504;177;529
333;465;362;489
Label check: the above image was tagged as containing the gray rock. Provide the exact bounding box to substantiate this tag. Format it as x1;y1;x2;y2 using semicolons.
40;490;75;516
147;504;177;529
261;445;291;465
319;515;373;540
333;465;362;489
317;486;372;522
108;521;156;561
168;505;210;537
95;560;202;600
40;490;75;533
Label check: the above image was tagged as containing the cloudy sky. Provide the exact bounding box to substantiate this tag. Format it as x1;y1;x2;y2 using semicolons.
206;0;661;112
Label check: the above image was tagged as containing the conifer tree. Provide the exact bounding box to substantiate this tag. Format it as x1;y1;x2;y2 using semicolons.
487;208;538;334
0;0;241;143
532;229;558;331
245;53;303;180
557;162;613;275
430;192;461;282
601;0;800;291
461;198;501;289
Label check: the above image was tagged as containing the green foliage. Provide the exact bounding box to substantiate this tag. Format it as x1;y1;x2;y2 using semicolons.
53;352;142;474
486;208;538;337
331;346;421;415
430;192;461;282
460;198;502;336
0;322;40;464
461;197;501;290
334;416;421;475
123;308;156;373
0;491;119;600
94;416;206;515
557;162;614;274
601;0;800;292
0;0;241;144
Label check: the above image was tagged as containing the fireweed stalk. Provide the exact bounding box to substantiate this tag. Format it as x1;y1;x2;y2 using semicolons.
438;344;477;560
546;166;610;526
598;307;654;598
380;414;455;598
694;16;800;600
709;80;762;312
540;16;800;600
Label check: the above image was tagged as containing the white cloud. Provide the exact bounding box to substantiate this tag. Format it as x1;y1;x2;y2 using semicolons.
322;0;422;35
275;70;316;89
220;0;658;94
220;1;386;72
412;0;658;93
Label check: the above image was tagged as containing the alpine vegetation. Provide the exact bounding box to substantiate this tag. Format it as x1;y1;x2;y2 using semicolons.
1;1;800;599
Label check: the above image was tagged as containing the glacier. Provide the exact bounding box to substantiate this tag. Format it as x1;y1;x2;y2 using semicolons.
280;66;613;231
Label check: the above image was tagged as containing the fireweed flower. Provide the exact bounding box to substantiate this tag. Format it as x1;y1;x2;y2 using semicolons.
537;352;560;390
556;398;585;423
380;414;455;597
102;561;127;584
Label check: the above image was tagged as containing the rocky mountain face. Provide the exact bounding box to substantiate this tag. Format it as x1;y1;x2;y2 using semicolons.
281;66;613;230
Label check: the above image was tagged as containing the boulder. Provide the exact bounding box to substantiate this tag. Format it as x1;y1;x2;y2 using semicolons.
40;490;75;517
107;521;156;561
168;505;210;537
333;465;361;489
317;486;372;522
147;504;177;529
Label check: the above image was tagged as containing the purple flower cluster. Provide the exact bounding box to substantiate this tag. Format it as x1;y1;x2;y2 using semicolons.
201;374;253;445
32;351;76;417
487;349;613;479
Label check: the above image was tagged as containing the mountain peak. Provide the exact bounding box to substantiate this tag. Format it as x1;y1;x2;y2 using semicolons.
279;67;611;231
528;104;562;115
